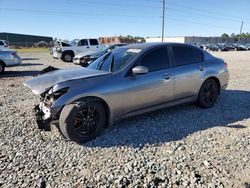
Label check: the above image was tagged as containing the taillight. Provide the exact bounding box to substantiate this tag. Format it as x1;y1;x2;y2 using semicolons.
4;45;8;47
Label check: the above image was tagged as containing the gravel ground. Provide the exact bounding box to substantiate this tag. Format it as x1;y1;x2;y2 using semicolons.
0;51;250;187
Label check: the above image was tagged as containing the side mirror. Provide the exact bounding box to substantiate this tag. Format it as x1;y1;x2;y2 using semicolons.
132;66;148;75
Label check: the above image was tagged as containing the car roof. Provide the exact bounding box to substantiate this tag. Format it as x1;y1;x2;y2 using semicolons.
124;42;196;49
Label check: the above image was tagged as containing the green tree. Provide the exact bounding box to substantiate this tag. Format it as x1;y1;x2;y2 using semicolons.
221;33;229;38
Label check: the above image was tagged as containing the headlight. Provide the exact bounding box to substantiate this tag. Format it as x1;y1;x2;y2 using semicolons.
56;47;62;52
48;87;69;100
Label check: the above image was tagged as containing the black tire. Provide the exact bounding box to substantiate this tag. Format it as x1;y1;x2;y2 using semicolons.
0;62;5;74
197;79;219;108
62;52;73;62
59;99;107;143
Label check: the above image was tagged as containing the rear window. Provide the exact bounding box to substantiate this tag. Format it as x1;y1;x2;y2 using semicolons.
89;39;99;45
0;41;4;45
172;46;203;66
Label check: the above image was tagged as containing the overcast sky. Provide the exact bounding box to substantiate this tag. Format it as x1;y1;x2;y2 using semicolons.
1;0;250;40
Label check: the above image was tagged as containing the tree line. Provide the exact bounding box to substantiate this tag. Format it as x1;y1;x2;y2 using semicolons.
221;32;250;38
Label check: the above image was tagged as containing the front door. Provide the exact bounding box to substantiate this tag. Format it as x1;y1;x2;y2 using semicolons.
122;47;174;114
76;39;90;54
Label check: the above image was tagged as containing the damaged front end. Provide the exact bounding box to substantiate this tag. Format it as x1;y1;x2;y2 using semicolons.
34;87;69;131
34;104;51;131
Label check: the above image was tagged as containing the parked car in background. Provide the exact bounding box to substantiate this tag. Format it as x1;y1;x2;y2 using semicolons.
216;43;229;51
73;43;128;67
232;44;247;51
205;44;219;51
0;50;22;74
0;40;9;49
192;43;204;49
24;43;229;144
54;38;102;62
245;44;250;50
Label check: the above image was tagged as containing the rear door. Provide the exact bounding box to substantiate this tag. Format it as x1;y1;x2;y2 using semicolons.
122;47;175;113
170;45;204;99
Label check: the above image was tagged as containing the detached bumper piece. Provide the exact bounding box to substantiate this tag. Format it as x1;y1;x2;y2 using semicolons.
34;105;51;131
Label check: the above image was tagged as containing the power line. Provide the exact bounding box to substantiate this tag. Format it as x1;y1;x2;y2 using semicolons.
145;0;250;21
0;7;240;30
52;0;250;25
53;0;162;9
166;17;239;29
0;7;160;18
166;2;250;21
165;7;248;24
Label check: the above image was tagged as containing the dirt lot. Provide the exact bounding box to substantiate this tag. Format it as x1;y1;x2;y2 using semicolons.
0;51;250;187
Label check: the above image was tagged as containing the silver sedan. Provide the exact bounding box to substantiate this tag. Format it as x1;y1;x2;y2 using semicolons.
24;43;229;144
0;50;22;74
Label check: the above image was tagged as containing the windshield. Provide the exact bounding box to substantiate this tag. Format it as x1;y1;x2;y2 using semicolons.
88;47;141;72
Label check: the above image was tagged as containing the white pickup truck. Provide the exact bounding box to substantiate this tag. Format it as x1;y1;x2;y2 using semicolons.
53;38;101;62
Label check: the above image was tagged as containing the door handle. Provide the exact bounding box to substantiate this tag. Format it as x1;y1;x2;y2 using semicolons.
86;46;90;48
198;65;204;71
163;73;171;80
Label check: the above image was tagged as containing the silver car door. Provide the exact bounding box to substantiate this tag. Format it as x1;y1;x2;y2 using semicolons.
171;45;204;99
122;47;174;113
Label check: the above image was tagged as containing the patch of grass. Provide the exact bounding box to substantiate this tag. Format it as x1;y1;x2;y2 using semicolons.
12;48;49;53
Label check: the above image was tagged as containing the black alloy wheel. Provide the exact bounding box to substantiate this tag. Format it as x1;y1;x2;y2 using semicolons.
197;79;219;108
59;99;107;143
73;105;101;137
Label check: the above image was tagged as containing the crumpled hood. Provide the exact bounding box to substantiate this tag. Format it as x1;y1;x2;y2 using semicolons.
23;68;110;95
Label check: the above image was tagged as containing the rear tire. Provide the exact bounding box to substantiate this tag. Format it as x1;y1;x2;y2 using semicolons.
59;99;107;143
197;79;219;108
0;62;5;74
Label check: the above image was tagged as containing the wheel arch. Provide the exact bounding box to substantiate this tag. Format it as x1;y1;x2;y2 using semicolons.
203;76;221;95
62;50;75;56
0;59;6;66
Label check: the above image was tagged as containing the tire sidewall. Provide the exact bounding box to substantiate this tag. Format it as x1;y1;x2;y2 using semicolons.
62;52;73;62
59;100;107;143
198;79;219;108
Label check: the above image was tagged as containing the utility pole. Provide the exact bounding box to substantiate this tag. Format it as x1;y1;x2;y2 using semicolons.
238;21;243;44
161;0;165;42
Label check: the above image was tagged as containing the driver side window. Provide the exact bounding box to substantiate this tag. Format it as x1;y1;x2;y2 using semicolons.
139;47;170;72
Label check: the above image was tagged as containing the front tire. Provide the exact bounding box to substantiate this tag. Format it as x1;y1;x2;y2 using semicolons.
62;52;73;62
59;99;107;143
197;79;219;108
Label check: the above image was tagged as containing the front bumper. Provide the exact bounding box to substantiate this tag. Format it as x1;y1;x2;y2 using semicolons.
34;103;52;131
53;50;62;59
6;57;22;67
73;58;81;65
73;58;92;67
